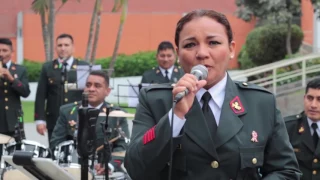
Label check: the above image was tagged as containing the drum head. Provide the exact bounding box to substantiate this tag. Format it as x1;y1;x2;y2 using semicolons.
63;167;93;180
109;172;125;179
2;169;31;180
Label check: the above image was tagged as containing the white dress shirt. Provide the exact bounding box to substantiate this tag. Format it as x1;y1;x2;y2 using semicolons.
168;72;228;137
307;118;320;137
159;65;174;80
58;56;74;71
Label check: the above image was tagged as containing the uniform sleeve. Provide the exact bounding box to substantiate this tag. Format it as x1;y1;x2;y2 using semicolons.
10;67;30;98
124;89;183;180
50;107;68;149
260;97;302;179
34;65;48;121
140;73;147;84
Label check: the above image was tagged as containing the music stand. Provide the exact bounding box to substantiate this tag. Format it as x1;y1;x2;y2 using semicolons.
125;83;152;108
3;153;75;180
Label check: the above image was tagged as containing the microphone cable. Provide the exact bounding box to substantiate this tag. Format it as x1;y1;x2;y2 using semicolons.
168;99;177;180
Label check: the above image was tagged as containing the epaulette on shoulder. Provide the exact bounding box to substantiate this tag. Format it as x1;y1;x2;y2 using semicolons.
234;81;272;94
284;113;302;123
145;83;173;92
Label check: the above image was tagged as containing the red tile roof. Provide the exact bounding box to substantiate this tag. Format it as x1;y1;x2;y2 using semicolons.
0;0;237;37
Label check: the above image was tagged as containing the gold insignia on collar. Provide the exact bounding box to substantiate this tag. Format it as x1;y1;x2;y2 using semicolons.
298;126;304;133
72;65;77;69
110;104;114;107
68;120;76;127
54;64;58;69
174;68;178;72
229;96;245;114
293;148;300;152
11;66;16;71
152;67;155;70
156;70;160;74
232;102;241;110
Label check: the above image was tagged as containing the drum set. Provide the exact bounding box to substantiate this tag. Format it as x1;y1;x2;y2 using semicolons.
0;110;134;180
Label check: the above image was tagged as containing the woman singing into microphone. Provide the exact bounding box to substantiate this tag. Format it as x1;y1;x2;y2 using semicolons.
124;9;301;180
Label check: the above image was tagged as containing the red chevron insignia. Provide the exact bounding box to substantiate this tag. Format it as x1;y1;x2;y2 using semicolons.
143;126;156;145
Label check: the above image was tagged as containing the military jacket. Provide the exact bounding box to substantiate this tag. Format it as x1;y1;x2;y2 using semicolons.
34;59;89;130
285;112;320;180
125;74;301;180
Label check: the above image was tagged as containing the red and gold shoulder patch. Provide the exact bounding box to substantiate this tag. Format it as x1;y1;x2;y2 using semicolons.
230;96;245;114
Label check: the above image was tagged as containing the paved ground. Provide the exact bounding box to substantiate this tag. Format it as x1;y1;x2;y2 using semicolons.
23;120;134;148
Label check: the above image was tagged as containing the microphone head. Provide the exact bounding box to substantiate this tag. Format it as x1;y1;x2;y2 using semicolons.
190;64;208;80
82;92;89;107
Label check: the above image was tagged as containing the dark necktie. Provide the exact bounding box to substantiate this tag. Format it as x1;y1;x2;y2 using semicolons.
312;123;319;148
2;63;7;69
164;70;170;82
201;92;218;136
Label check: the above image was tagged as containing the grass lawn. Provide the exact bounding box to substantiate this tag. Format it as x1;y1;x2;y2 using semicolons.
21;101;136;123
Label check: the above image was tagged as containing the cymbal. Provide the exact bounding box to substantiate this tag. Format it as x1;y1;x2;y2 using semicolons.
109;110;135;118
0;134;14;144
111;151;126;157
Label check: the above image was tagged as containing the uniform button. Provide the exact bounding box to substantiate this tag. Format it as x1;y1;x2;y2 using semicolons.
313;170;317;175
4;90;7;93
4;82;7;86
5;106;8;110
314;159;318;163
74;101;78;105
65;98;68;102
4;98;8;102
211;161;219;168
252;158;257;164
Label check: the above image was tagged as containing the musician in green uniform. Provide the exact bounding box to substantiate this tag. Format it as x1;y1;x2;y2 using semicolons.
0;38;30;159
125;9;301;180
51;70;130;174
285;78;320;180
34;34;89;143
141;41;184;85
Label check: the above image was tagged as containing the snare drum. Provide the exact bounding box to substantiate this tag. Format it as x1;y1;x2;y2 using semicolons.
1;140;50;180
3;140;50;159
54;140;94;179
95;172;126;180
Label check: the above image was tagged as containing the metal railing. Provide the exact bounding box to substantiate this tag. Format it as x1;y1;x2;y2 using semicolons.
232;53;320;96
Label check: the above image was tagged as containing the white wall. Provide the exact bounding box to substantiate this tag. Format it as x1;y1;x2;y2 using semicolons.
22;70;247;106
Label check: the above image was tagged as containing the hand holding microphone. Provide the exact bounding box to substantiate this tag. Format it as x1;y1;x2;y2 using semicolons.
172;64;208;119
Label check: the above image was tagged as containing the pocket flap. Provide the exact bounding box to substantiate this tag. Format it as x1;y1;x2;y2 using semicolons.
239;146;264;169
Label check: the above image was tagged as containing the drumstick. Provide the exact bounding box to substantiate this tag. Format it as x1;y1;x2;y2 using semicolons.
95;136;120;152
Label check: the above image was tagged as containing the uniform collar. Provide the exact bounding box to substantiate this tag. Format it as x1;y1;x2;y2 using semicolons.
196;72;227;109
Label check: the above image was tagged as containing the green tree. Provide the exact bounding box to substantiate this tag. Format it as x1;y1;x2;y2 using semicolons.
235;0;320;56
31;0;79;62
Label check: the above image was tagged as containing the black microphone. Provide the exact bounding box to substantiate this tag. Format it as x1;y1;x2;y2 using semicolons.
174;64;208;103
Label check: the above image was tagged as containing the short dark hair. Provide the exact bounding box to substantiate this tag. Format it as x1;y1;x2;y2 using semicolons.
0;38;13;49
157;41;175;53
306;78;320;93
89;70;109;86
56;33;74;43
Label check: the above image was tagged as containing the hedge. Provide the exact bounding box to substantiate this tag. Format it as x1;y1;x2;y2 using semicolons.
23;51;168;82
245;24;303;66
